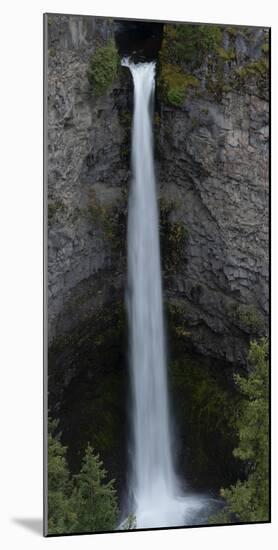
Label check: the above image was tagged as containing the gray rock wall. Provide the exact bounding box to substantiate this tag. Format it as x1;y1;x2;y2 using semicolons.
47;17;269;367
157;27;269;364
47;14;131;344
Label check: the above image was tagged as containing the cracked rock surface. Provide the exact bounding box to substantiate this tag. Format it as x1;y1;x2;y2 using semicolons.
47;17;269;369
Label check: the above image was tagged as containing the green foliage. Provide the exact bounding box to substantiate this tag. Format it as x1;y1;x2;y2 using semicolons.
49;300;127;484
88;40;119;97
48;419;77;534
159;63;199;106
216;46;236;61
158;23;269;104
48;419;119;534
235;304;264;334
158;24;222;105
210;338;269;524
161;24;222;67
88;198;115;238
235;57;269;82
166;300;242;486
226;26;239;37
72;445;118;532
87;190;127;249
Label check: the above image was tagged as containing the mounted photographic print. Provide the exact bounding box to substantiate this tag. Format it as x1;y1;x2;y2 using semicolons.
44;13;270;536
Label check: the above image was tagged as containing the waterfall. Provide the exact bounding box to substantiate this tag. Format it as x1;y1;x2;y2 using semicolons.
123;59;207;529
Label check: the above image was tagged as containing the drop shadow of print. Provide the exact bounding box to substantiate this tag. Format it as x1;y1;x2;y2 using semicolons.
12;518;43;536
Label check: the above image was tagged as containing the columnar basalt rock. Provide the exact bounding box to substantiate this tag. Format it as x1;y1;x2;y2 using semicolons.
47;15;132;347
47;17;269;374
157;25;269;365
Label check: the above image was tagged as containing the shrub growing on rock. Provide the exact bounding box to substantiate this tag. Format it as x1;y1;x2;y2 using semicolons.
88;40;119;97
159;63;199;106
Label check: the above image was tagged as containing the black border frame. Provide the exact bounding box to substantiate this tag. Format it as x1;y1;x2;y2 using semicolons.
43;12;271;538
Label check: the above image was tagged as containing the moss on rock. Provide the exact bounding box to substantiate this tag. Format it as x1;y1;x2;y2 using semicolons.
49;299;127;487
163;299;245;488
88;190;127;251
158;23;269;104
235;57;269;82
88;40;120;97
160;23;222;67
234;304;264;335
216;45;236;61
158;63;199;106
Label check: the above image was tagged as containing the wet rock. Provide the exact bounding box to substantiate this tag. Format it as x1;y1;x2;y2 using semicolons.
157;28;269;364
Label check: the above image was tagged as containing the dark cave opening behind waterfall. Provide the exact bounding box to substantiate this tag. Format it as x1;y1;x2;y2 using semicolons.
115;20;164;63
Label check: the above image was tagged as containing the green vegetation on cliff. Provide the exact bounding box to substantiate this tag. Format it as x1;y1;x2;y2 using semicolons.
160;24;222;67
158;24;222;106
48;419;76;534
166;315;242;487
159;63;199;107
88;40;120;97
158;23;269;105
48;418;118;534
236;304;264;334
235;57;269;84
210;338;269;523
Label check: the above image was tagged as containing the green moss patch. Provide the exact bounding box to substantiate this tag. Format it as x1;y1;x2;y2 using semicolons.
158;23;269;104
233;304;264;335
87;40;120;97
159;63;199;106
88;190;127;251
158;23;221;105
235;57;269;81
169;351;243;488
216;45;236;61
160;24;222;67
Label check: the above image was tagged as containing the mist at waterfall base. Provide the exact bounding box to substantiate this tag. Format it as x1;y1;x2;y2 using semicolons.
120;58;218;530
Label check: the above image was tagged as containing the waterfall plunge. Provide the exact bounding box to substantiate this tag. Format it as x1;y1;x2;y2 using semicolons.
123;59;206;529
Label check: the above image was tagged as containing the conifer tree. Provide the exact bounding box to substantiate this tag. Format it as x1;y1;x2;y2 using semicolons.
48;421;119;533
72;444;118;532
48;418;77;534
210;338;269;523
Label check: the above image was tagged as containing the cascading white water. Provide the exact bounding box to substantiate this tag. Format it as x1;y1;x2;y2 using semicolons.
123;59;206;529
125;59;179;528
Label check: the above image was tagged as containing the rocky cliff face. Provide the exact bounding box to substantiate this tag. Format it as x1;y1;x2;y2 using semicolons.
47;18;269;369
156;24;269;365
47;15;132;346
46;16;269;486
47;13;134;483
